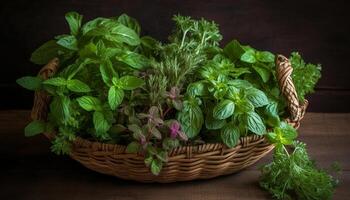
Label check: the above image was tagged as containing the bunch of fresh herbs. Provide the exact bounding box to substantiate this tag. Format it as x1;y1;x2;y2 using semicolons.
17;12;338;199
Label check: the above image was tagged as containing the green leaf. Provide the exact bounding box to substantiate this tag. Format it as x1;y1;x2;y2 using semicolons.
112;24;140;46
246;88;269;107
79;42;97;58
118;76;145;90
126;141;140;153
49;96;71;123
30;40;65;65
108;86;124;110
247;112;266;135
65;11;83;36
187;81;207;97
162;138;179;150
221;123;240;148
24;120;46;137
117;51;150;69
256;51;275;63
223;40;245;61
16;76;42;91
205;108;226;130
240;49;256;63
117;14;141;35
177;101;204;138
57;35;78;50
252;65;271;83
150;159;163;176
99;60;117;85
213;100;235;120
264;102;281;127
43;77;67;86
76;96;101;111
93;111;111;136
67;79;91;93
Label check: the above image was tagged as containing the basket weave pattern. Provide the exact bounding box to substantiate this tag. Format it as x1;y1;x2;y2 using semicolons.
31;55;307;183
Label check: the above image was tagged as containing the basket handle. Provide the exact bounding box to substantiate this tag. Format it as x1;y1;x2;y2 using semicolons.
31;58;59;139
275;54;308;128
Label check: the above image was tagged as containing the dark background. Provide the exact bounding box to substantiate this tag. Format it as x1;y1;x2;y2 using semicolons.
1;0;350;112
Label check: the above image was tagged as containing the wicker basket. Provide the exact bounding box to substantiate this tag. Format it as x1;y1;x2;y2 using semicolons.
31;55;308;183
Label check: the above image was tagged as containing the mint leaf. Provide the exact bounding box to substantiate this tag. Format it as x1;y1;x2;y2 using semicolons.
43;77;67;86
177;101;204;138
76;96;101;111
67;79;91;93
65;11;83;36
221;123;240;148
256;51;275;63
240;49;256;63
16;76;42;91
205;107;226;130
24;120;46;137
93;111;111;137
246;88;269;107
30;40;64;65
247;112;266;135
213;100;235;120
108;86;124;110
118;76;145;90
126;141;140;153
57;35;78;50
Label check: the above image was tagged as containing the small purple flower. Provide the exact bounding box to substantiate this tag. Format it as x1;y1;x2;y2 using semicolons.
169;121;188;141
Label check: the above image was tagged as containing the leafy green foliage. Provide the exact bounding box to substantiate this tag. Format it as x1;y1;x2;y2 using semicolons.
290;52;322;101
16;76;42;91
260;142;338;200
24;120;46;137
18;13;328;195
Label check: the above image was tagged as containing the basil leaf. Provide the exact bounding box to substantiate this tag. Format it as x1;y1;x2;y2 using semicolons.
65;11;83;36
213;99;235;120
117;51;150;69
240;49;256;63
117;14;141;35
16;76;42;91
108;86;124;110
24;120;46;137
256;51;275;63
252;64;271;83
50;96;71;124
247;112;266;135
43;77;67;86
67;79;91;93
57;35;78;50
76;96;101;111
221;123;240;148
109;24;140;46
93;111;111;137
246;88;269;107
118;76;145;90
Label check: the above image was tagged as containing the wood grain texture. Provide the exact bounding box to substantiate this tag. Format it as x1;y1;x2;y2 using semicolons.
1;0;350;111
0;110;349;199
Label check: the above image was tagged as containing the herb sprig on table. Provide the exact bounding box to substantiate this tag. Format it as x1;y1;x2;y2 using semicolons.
17;11;339;199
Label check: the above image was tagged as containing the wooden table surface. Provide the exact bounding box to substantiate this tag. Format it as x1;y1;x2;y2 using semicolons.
0;111;349;200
